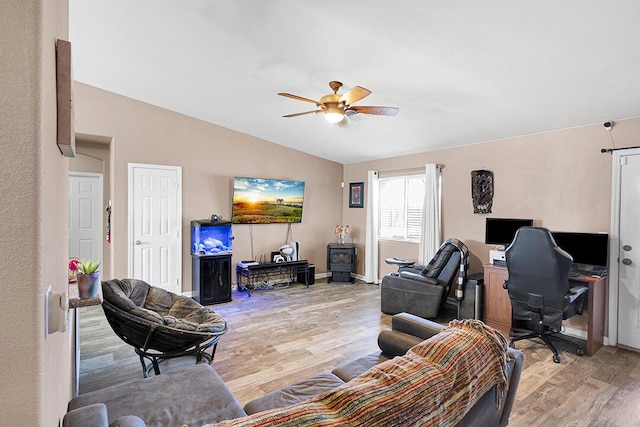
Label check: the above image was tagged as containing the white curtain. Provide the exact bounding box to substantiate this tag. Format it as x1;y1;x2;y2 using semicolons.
418;164;442;265
364;170;379;284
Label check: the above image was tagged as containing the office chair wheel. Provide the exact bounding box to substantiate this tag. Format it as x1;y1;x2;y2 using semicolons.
552;354;561;363
576;347;584;356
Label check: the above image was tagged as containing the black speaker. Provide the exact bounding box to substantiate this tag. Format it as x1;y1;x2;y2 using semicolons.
297;264;315;285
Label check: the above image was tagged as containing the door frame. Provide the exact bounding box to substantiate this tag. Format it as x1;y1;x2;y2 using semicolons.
608;147;640;347
127;163;182;291
68;171;103;265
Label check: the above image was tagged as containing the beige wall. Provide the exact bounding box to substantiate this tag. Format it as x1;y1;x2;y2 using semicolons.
344;117;640;279
0;0;72;425
74;83;344;291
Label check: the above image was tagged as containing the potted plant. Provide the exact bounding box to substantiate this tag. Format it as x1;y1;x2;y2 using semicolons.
335;225;350;244
76;259;101;298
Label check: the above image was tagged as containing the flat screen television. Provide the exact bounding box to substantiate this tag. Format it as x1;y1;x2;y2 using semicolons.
551;231;609;267
485;218;534;245
232;177;305;224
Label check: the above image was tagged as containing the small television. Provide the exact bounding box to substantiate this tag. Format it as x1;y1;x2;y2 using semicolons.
232;177;305;224
191;220;233;256
551;231;609;267
485;218;533;245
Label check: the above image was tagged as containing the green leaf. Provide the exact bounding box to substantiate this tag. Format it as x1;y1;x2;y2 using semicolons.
77;258;100;274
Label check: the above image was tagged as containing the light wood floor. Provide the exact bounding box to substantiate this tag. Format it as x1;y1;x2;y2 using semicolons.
79;280;640;426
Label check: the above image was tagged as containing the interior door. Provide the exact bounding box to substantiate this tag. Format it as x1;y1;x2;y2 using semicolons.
69;173;103;263
129;164;182;294
616;152;640;349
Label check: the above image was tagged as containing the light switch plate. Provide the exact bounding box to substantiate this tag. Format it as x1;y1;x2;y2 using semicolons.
45;286;68;338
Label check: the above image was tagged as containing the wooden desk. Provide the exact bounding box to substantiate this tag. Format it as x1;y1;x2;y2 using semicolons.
482;264;606;356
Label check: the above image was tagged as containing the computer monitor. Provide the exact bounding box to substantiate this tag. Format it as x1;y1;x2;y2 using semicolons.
485;218;534;246
551;231;609;267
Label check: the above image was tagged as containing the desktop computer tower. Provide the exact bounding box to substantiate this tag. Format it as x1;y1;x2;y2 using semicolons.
459;273;484;320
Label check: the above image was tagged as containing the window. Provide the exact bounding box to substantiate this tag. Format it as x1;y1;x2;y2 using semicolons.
378;175;425;242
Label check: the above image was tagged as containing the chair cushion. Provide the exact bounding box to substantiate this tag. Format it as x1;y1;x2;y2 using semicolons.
102;279;226;333
243;373;346;415
422;245;457;277
102;279;152;312
69;364;245;427
63;403;109;427
129;307;163;324
110;415;147;427
332;353;390;382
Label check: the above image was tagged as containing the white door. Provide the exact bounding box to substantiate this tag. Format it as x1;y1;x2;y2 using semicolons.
69;173;103;263
129;164;182;294
613;149;640;349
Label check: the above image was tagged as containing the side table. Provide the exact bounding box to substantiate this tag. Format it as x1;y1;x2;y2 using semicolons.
384;257;416;271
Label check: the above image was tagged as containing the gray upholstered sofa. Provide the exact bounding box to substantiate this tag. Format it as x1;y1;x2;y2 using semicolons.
64;313;524;427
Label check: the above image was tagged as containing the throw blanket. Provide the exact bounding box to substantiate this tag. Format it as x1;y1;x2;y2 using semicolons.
203;320;508;427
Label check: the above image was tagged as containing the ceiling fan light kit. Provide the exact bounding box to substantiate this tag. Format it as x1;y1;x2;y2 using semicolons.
278;81;398;125
324;105;345;123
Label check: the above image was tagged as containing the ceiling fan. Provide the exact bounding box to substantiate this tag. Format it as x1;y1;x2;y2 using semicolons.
278;81;399;124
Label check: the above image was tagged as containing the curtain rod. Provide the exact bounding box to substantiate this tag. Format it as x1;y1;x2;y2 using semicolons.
601;146;640;154
378;164;444;174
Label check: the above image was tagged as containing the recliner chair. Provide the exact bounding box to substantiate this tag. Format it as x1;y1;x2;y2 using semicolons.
380;238;469;319
504;227;587;363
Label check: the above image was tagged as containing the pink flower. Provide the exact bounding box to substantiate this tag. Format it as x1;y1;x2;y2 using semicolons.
69;258;81;271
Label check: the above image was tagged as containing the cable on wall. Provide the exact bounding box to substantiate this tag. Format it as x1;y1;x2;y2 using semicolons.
285;222;293;244
249;224;255;261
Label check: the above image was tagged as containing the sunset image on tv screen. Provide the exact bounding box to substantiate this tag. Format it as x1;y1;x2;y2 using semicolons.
232;177;305;224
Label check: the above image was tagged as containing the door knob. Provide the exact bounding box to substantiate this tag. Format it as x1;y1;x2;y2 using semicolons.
622;258;633;265
135;240;142;245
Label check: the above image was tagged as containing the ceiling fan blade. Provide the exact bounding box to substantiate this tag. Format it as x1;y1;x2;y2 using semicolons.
278;93;319;105
339;86;371;105
347;106;399;116
282;110;321;118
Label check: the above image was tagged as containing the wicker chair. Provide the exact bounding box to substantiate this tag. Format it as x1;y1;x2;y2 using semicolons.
101;278;228;377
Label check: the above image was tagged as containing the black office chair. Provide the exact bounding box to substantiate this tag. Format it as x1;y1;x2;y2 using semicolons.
504;227;587;363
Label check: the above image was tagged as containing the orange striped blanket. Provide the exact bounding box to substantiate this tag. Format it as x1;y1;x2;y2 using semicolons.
204;320;508;427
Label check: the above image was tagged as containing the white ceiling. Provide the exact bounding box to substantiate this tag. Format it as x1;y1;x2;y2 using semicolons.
69;1;640;164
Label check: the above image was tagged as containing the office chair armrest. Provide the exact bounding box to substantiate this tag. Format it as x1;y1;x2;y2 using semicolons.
397;271;440;286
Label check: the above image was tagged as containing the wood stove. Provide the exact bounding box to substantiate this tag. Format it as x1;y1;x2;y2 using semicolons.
327;243;357;283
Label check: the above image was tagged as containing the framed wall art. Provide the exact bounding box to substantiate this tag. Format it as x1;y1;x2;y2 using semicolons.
471;170;493;213
349;182;364;208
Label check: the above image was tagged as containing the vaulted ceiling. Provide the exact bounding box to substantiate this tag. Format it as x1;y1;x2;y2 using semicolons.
70;1;640;164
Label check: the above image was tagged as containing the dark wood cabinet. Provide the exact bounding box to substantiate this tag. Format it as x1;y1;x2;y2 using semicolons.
482;264;512;331
327;243;357;283
192;254;232;304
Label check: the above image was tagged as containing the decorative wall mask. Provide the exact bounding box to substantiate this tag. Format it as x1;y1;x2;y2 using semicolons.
471;170;494;214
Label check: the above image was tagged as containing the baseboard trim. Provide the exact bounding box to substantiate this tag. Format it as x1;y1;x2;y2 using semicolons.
562;326;588;340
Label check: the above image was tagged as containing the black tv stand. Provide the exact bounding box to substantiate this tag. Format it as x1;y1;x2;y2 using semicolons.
236;260;311;296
